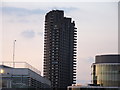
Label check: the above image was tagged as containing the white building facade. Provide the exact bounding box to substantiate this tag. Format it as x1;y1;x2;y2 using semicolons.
0;62;51;89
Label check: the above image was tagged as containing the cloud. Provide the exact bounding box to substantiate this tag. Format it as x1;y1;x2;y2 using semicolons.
86;57;94;63
50;7;78;13
38;32;43;36
1;7;47;16
21;30;35;38
1;6;78;16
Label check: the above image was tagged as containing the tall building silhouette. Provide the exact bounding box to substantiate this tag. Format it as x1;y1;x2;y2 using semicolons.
43;10;77;88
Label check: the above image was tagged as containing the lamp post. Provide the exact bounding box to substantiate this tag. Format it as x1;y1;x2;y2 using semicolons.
13;40;16;68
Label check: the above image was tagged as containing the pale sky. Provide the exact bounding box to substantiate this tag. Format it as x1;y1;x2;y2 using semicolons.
0;0;119;84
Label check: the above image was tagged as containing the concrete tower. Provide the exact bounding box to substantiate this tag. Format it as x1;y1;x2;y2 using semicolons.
43;10;77;88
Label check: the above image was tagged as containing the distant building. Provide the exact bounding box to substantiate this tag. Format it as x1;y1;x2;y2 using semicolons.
43;10;77;88
67;85;120;90
91;54;120;87
0;62;51;89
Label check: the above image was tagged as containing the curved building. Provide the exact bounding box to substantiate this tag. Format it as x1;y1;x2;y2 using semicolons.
91;54;120;87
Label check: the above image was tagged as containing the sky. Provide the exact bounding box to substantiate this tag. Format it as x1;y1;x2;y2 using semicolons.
0;0;119;84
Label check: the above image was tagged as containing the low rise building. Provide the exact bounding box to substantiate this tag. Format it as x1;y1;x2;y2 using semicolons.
0;62;51;89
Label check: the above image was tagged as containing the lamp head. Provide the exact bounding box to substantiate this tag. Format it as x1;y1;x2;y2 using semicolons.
0;69;4;74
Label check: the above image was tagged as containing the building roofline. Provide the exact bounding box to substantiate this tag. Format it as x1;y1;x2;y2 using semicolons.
0;61;41;75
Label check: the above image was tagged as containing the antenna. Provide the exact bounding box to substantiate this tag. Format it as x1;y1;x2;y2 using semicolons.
13;40;16;68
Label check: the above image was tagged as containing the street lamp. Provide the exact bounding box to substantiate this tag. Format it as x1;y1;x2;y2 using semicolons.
0;69;4;74
13;40;16;68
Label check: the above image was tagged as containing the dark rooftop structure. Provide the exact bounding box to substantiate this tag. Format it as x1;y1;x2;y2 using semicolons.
95;54;120;63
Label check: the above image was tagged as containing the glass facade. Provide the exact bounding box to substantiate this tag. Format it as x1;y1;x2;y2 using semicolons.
92;63;120;87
